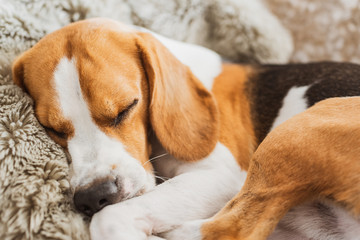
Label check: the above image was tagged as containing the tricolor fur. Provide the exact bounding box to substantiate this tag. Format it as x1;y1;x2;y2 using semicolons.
12;18;360;239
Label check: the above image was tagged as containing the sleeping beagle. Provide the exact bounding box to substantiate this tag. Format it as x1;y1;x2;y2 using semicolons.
12;18;360;239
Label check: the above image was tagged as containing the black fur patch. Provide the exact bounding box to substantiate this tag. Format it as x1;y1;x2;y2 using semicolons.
246;62;360;143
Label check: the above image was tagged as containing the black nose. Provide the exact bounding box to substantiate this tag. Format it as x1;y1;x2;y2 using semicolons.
74;178;122;216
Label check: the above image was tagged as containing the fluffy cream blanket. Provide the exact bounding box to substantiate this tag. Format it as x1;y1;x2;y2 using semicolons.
0;0;292;239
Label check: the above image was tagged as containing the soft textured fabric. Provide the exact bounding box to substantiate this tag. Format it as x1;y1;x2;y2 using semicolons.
0;86;90;240
265;0;360;63
0;0;292;239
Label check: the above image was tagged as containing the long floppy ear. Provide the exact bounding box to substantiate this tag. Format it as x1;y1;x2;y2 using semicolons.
136;32;219;161
12;53;27;91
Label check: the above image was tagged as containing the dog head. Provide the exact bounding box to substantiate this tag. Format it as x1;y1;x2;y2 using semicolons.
12;18;219;216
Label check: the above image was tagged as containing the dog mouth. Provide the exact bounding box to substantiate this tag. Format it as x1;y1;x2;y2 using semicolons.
72;167;157;216
73;178;149;217
119;179;147;201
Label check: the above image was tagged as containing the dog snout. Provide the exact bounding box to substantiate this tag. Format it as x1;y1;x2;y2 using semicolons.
74;178;122;216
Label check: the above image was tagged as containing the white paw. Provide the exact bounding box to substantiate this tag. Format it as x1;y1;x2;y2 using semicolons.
161;219;206;240
90;203;151;240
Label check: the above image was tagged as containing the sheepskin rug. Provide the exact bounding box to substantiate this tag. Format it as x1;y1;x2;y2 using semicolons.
0;0;293;239
266;0;360;63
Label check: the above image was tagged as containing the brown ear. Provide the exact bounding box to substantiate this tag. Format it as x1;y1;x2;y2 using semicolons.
136;32;219;161
12;53;27;91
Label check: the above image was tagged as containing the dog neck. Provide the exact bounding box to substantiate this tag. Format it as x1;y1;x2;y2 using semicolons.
211;63;257;170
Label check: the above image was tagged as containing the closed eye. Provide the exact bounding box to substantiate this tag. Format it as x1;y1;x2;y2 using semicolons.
113;99;139;126
44;126;68;139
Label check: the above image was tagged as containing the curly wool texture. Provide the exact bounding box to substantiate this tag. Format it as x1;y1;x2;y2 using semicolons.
0;0;292;239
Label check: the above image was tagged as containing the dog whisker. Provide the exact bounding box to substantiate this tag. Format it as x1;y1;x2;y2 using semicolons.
142;153;169;166
150;153;168;161
154;175;170;182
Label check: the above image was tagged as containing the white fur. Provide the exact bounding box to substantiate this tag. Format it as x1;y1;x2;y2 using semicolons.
334;206;360;240
162;219;206;240
271;85;310;131
133;26;222;91
90;142;247;239
52;29;359;240
269;201;360;240
53;57;155;194
164;199;360;240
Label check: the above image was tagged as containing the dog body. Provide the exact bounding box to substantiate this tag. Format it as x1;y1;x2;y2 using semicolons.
12;18;360;239
197;97;360;240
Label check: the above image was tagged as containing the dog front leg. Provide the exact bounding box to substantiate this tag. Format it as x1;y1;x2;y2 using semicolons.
90;143;246;240
164;185;303;240
193;143;319;240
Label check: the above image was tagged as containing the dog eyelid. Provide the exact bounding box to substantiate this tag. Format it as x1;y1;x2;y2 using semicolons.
113;99;139;126
43;126;68;139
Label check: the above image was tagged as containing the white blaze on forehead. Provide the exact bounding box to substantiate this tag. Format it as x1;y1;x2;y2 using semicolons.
53;58;92;136
53;57;154;193
271;85;311;131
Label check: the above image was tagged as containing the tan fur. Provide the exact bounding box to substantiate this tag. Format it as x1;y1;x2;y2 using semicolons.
12;34;75;148
136;32;219;162
212;64;256;170
201;97;360;239
13;19;360;240
12;19;219;172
